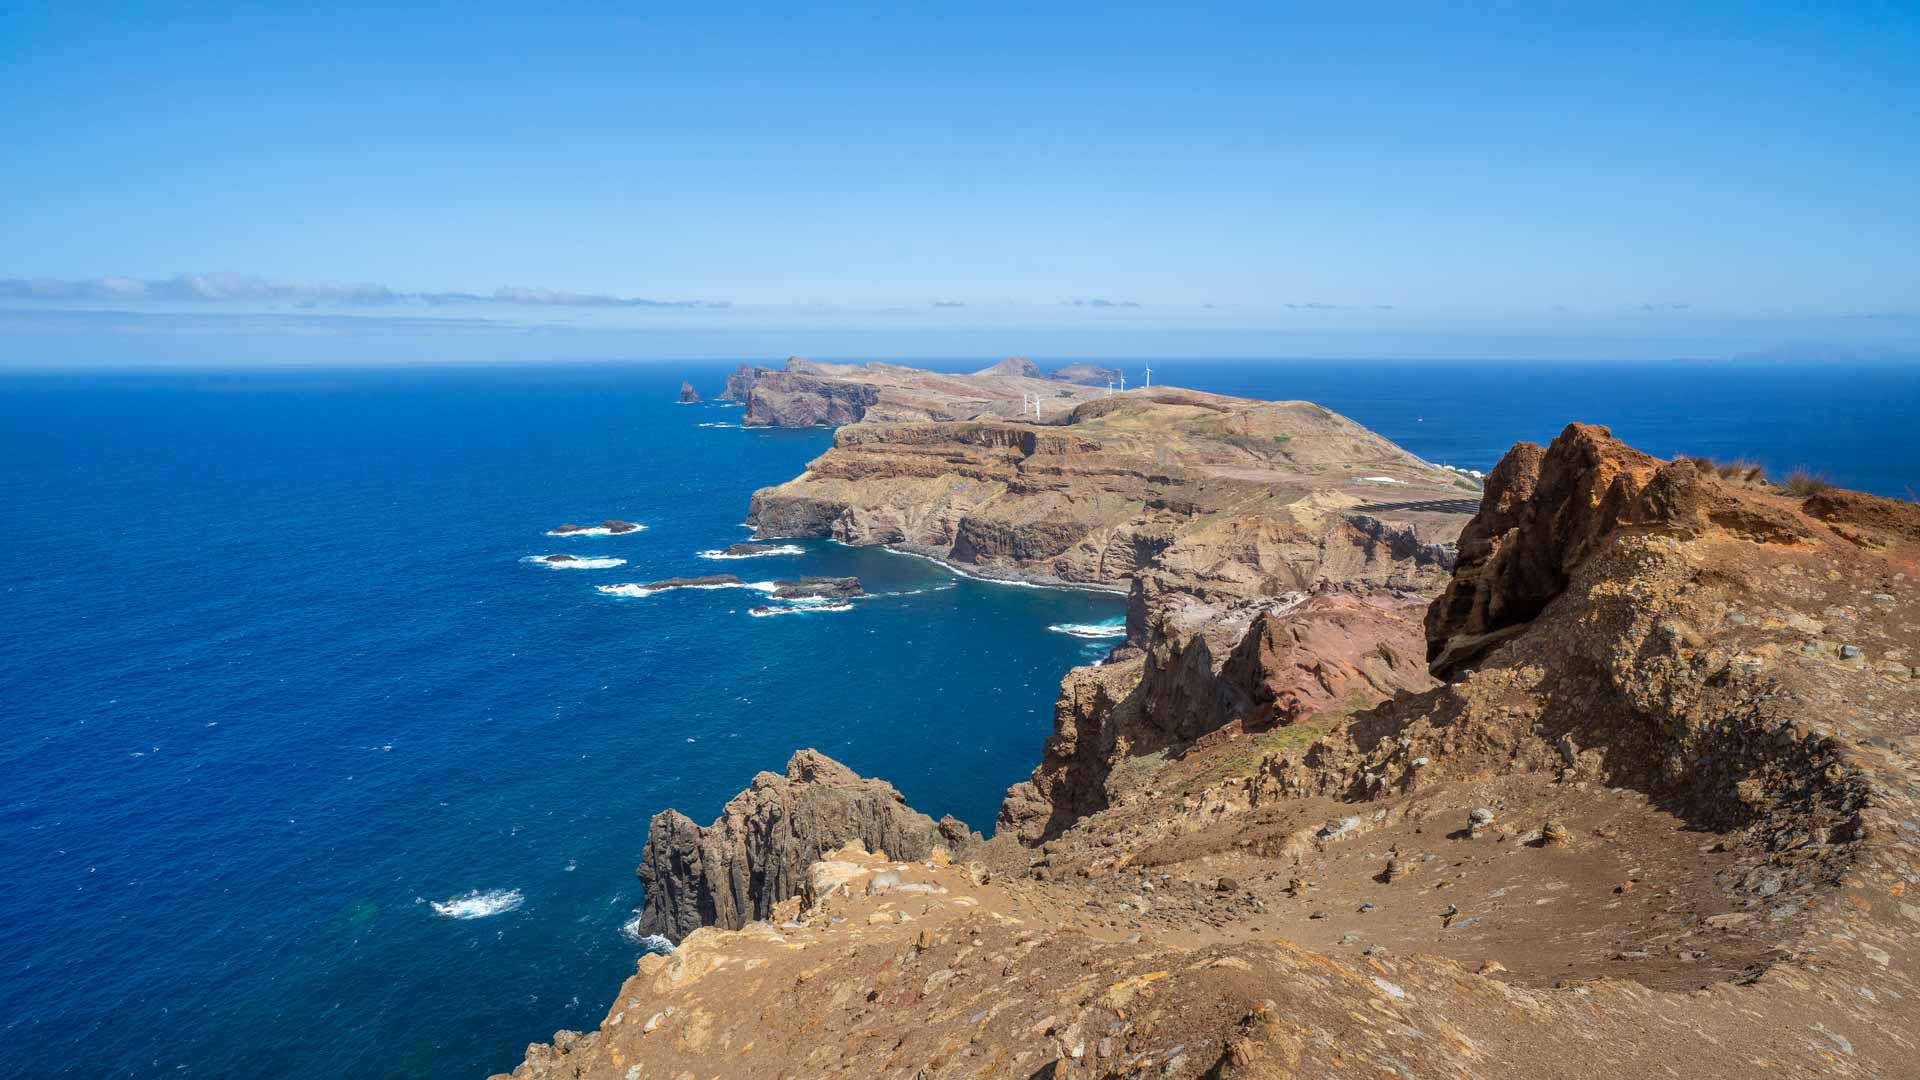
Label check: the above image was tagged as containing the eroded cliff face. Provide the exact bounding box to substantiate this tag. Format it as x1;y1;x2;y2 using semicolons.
750;393;1471;588
633;750;974;943
997;591;1438;843
501;422;1920;1080
745;387;1475;846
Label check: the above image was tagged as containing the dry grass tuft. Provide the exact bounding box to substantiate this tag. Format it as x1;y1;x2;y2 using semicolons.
1678;455;1767;485
1783;468;1834;497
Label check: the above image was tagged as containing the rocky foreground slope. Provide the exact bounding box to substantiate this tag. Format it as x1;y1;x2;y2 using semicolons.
498;404;1920;1077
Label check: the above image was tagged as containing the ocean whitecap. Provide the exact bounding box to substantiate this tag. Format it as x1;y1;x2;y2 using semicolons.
1048;620;1127;640
431;888;525;920
524;555;627;570
748;602;854;617
696;421;739;429
619;913;676;954
697;544;805;560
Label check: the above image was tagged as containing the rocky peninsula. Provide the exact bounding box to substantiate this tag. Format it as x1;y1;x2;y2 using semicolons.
495;363;1920;1079
717;356;1113;427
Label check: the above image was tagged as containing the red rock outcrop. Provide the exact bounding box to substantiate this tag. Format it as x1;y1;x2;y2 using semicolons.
1426;423;1818;676
999;590;1435;842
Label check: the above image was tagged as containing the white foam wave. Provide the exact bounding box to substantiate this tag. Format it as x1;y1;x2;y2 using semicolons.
597;580;778;599
697;421;739;429
431;888;524;920
868;545;1127;594
1048;620;1128;639
697;544;805;560
544;525;647;537
869;582;959;598
524;556;627;570
749;602;854;617
619;914;676;953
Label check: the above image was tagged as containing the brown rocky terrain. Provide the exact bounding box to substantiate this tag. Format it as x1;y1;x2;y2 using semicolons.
633;750;973;943
496;395;1920;1077
744;374;1473;846
678;381;701;404
747;390;1471;590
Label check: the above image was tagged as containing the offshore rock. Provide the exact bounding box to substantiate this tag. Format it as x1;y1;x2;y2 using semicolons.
677;380;700;403
633;750;973;943
631;574;740;590
550;519;641;535
1046;362;1123;386
769;576;863;601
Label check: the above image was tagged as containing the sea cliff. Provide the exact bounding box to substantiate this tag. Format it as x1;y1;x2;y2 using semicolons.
494;366;1920;1079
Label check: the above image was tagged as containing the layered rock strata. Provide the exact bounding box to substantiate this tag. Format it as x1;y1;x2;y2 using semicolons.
749;392;1471;588
502;421;1920;1079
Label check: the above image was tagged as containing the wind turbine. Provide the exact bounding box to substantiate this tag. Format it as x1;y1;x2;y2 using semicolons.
1143;362;1152;389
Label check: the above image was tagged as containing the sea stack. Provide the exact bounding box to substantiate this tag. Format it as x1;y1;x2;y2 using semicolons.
678;381;701;404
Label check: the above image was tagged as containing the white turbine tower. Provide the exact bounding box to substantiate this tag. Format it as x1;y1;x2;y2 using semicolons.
1143;362;1152;389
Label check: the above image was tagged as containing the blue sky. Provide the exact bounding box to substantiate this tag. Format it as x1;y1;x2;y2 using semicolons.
2;2;1917;366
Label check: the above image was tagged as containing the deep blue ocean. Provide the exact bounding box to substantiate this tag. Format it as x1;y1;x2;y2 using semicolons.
3;359;1917;1079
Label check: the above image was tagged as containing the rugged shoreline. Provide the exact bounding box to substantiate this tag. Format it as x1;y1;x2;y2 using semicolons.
493;366;1920;1079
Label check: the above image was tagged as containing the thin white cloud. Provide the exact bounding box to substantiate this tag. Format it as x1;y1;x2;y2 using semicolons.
0;273;724;309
